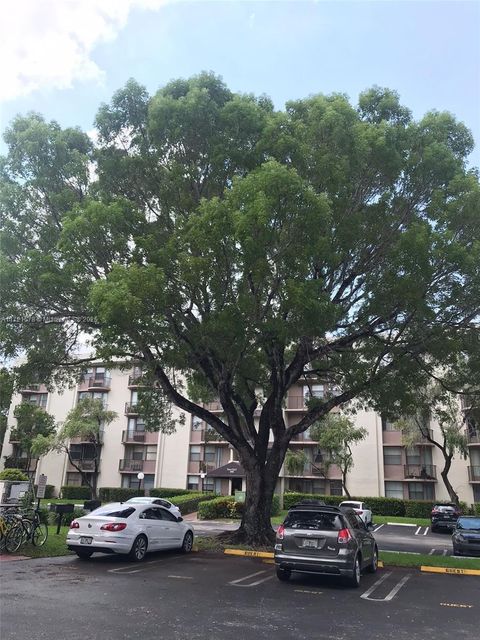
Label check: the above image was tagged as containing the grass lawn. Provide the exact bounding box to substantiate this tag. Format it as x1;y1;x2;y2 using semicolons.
373;515;431;527
14;526;72;558
40;498;89;506
380;550;480;571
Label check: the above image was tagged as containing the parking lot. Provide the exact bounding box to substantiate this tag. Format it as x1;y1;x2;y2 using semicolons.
371;522;464;556
1;551;478;640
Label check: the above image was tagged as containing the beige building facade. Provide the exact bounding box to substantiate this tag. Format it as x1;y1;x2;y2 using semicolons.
1;367;479;505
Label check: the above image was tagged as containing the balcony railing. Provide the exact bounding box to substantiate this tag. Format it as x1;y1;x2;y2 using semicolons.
119;459;155;473
3;456;37;471
202;429;227;443
122;430;146;443
284;462;326;477
204;401;223;413
125;402;139;415
286;394;325;411
467;431;480;445
69;458;96;471
468;466;480;481
87;376;111;390
128;374;147;387
19;383;42;393
404;464;437;480
417;429;434;443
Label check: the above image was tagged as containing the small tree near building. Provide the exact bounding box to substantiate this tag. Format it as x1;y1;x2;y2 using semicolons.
396;387;469;506
284;449;309;477
8;404;56;475
310;414;367;498
33;398;117;499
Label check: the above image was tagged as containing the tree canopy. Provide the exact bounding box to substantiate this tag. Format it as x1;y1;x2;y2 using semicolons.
1;73;479;544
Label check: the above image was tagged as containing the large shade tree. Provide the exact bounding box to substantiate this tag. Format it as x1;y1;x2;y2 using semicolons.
1;74;480;544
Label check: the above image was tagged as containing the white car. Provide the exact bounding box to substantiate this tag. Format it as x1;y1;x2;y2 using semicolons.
125;496;182;519
339;501;373;526
66;502;194;561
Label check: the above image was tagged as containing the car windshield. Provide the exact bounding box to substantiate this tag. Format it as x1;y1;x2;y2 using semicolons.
435;505;456;512
91;506;135;518
126;498;151;503
457;518;480;530
340;502;360;508
284;510;343;531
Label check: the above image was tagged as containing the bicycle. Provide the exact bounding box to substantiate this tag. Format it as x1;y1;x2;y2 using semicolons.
0;507;22;553
4;508;48;552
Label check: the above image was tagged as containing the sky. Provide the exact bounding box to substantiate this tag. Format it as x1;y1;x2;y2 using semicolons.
0;0;479;165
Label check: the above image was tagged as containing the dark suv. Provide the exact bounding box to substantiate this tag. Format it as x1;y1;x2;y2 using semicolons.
430;503;461;533
274;502;378;587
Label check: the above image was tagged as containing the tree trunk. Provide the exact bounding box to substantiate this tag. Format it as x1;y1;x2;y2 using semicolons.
440;455;459;506
231;465;277;546
342;468;350;498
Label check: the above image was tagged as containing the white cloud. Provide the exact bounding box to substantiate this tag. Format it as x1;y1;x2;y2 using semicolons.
0;0;170;103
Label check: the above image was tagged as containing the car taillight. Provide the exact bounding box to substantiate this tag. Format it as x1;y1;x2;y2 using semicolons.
355;510;364;515
70;520;80;529
337;528;352;544
100;523;127;532
277;525;285;540
431;509;439;515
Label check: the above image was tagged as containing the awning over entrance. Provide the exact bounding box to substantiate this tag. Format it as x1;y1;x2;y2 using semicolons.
206;461;245;478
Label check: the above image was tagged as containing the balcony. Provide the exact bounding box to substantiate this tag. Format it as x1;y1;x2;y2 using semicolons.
3;456;37;472
417;429;434;444
467;431;480;445
68;458;96;471
468;466;480;482
128;374;148;388
87;376;111;390
187;460;219;474
204;401;223;413
125;402;139;415
19;383;44;393
122;430;158;444
283;462;341;478
404;464;437;480
119;459;156;473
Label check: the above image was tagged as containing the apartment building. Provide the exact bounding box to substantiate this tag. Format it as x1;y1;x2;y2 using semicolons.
1;366;479;504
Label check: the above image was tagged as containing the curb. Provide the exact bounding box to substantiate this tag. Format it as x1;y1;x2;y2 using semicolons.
224;548;274;559
420;565;480;576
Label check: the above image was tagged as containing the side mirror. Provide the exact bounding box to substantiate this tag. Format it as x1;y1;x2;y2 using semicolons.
177;516;183;522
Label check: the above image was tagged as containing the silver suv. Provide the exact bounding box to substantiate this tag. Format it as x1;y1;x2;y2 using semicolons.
274;502;378;587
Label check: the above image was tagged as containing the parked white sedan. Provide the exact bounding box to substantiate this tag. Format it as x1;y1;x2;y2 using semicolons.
339;501;373;526
125;496;182;519
66;503;194;561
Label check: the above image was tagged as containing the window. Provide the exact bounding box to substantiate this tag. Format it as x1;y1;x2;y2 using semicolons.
159;508;178;522
330;480;343;496
145;445;157;461
408;483;434;501
121;474;153;489
192;416;202;431
304;385;324;401
189;445;201;462
140;508;162;520
187;475;199;490
284;511;343;531
204;477;215;492
204;445;216;463
92;506;135;518
65;472;82;486
472;485;480;503
382;416;398;432
312;480;326;494
385;481;404;499
384;446;402;465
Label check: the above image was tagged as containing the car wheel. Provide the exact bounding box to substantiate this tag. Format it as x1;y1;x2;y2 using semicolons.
75;550;93;560
129;535;148;562
181;531;193;554
366;547;378;574
348;555;361;588
276;567;291;582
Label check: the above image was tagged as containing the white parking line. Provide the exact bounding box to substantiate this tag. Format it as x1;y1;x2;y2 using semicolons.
373;524;384;532
360;572;392;599
108;555;183;575
429;549;436;555
415;526;422;535
229;569;267;585
167;575;193;580
442;550;448;556
423;527;429;536
383;575;411;601
361;572;411;602
387;522;416;527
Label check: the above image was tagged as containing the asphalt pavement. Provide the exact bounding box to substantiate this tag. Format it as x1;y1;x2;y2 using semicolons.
1;551;478;640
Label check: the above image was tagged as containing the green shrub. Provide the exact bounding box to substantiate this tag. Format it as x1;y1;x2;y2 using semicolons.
198;494;280;520
98;487;145;502
0;468;29;481
48;507;86;526
61;486;92;500
34;484;55;499
405;499;468;519
150;488;197;498
474;503;480;516
171;492;218;515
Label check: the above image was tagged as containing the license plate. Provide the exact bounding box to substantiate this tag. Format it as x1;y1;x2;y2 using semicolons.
302;539;318;548
80;536;93;545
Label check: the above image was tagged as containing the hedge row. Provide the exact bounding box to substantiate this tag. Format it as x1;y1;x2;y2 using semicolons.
149;488;198;498
98;487;145;502
197;495;281;520
282;493;469;518
169;492;219;514
61;486;92;500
